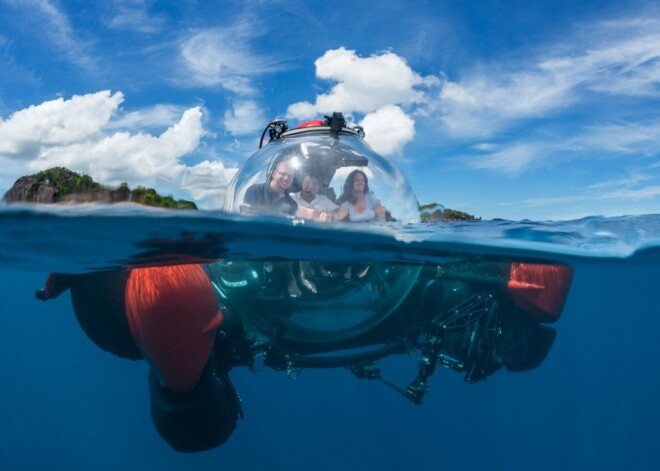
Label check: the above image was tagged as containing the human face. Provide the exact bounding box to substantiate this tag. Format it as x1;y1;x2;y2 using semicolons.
301;175;319;198
352;172;366;193
271;162;294;193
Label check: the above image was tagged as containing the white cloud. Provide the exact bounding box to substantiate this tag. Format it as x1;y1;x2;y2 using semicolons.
439;72;574;138
473;143;498;151
26;106;202;183
469;143;538;175
585;171;660;203
547;17;660;97
179;25;283;94
587;173;653;190
509;174;660;211
510;185;660;218
224;100;266;136
459;117;660;178
437;17;660;138
0;92;237;209
107;0;166;34
605;185;660;200
180;160;237;210
287;48;439;119
0;91;123;155
5;0;96;70
285;48;437;156
569;120;660;156
499;194;587;209
360;105;415;156
107;104;191;132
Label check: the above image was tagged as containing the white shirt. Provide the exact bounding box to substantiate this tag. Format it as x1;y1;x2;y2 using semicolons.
341;193;380;222
290;192;339;212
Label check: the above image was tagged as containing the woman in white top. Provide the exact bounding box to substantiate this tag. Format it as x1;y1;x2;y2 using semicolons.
336;170;386;222
335;170;386;280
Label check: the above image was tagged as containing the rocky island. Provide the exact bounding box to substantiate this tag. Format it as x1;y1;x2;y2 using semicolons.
3;167;197;210
419;202;479;222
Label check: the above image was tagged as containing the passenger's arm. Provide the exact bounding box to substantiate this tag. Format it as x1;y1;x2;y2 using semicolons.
241;185;260;215
296;206;318;220
331;205;349;221
374;202;386;221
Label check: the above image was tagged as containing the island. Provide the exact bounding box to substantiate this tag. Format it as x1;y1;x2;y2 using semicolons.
2;167;197;210
419;202;479;222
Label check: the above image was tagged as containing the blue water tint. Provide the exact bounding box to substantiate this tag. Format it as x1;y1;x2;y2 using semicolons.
1;207;659;470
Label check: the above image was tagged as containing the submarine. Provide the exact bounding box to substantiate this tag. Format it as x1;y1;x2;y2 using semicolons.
36;112;573;452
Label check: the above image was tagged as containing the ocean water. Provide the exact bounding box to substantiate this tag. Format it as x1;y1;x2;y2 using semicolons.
1;205;659;470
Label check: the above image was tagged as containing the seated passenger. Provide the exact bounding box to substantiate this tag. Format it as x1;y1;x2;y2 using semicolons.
336;170;386;280
289;172;343;293
241;158;311;298
242;159;299;216
290;172;346;222
336;170;386;222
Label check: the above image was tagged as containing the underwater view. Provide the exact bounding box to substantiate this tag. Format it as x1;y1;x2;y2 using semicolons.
1;206;659;470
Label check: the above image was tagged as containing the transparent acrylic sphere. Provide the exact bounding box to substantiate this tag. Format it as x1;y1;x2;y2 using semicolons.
224;128;420;224
215;126;422;347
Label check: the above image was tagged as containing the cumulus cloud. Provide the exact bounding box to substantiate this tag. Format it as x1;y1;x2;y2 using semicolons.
224;100;267;136
286;48;437;155
287;47;438;119
0;91;123;155
360;106;415;155
180;160;236;210
0;91;237;209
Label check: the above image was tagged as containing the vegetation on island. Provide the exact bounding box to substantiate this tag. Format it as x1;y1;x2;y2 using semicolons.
3;167;197;210
419;202;479;223
128;184;198;210
31;167;101;199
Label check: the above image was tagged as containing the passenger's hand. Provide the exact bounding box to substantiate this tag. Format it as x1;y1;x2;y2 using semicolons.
319;212;333;222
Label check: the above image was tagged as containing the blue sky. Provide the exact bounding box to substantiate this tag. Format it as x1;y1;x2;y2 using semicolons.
1;0;659;220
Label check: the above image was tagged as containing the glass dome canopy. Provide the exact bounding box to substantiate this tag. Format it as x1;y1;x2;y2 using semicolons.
213;115;423;349
223;116;420;224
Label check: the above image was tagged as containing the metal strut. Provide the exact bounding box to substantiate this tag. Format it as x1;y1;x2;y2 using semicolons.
405;293;499;404
347;293;499;405
258;118;288;148
324;112;346;134
464;297;500;383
